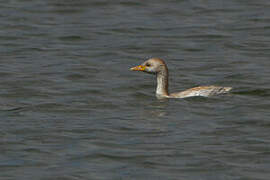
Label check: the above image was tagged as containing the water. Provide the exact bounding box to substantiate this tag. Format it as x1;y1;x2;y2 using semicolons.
1;0;270;179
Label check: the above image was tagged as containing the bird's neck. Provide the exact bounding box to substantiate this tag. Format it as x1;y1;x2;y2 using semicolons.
156;67;169;97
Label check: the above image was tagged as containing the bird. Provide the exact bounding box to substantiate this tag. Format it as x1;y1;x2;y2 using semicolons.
130;58;232;99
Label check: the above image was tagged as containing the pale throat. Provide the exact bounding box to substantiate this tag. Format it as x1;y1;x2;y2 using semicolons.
156;70;169;96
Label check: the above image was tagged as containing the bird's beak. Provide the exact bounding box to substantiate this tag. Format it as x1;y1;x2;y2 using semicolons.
130;65;146;71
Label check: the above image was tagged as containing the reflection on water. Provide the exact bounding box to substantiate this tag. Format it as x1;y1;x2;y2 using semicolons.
1;0;270;179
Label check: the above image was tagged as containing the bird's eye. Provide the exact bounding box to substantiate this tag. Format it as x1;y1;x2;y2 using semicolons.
146;63;150;67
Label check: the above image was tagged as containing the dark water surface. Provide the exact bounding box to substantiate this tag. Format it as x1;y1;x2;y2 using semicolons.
1;0;270;179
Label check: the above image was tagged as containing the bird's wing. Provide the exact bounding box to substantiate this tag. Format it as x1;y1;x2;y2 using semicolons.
169;86;232;98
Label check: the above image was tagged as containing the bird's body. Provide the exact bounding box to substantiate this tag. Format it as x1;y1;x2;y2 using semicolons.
169;86;232;98
130;58;232;99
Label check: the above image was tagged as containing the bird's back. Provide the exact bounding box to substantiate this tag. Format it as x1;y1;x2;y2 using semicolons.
169;86;232;98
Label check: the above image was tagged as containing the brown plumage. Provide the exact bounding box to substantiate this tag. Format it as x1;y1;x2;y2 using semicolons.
130;58;232;99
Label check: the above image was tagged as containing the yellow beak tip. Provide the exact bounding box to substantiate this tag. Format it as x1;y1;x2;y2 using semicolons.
130;65;145;71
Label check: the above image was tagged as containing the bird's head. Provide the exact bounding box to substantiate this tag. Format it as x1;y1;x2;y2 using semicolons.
130;58;167;74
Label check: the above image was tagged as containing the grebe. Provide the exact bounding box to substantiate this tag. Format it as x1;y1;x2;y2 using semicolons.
130;58;232;99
